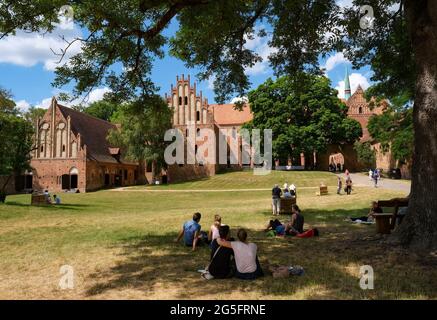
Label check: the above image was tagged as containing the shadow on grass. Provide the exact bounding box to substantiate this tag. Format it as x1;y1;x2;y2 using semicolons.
83;211;436;300
3;201;91;210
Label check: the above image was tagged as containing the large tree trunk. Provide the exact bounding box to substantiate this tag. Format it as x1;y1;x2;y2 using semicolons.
397;0;437;249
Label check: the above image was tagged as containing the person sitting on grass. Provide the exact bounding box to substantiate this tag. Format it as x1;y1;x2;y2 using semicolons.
53;194;61;205
284;204;304;236
208;214;222;244
207;225;235;279
265;218;286;235
346;201;383;223
217;228;264;280
174;212;204;251
44;189;52;204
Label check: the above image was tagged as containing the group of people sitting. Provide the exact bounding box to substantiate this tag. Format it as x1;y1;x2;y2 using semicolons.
271;183;297;216
265;204;319;238
174;213;264;280
43;189;61;205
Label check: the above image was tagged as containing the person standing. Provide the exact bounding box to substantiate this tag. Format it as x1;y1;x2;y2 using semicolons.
373;170;379;188
345;177;353;195
271;184;282;216
369;169;373;181
337;177;342;195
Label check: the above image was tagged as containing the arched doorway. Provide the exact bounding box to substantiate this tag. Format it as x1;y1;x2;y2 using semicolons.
70;167;78;189
329;153;345;172
62;167;79;190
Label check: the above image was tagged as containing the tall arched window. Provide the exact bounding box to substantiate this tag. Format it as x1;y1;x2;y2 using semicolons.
358;107;363;114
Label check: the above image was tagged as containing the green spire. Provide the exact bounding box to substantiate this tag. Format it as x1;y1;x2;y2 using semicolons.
344;66;351;100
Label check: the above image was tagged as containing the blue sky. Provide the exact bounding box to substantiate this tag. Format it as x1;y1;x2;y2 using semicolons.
0;0;373;111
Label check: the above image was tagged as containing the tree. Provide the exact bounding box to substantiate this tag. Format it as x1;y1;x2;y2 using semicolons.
0;91;34;201
367;106;414;164
83;100;119;121
108;95;172;181
1;0;436;248
245;74;362;165
354;141;376;169
24;106;47;125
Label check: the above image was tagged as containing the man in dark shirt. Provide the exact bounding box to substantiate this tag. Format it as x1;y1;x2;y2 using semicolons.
208;225;235;279
271;184;282;216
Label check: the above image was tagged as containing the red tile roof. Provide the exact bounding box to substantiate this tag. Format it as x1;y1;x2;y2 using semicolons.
210;104;253;126
57;104;136;165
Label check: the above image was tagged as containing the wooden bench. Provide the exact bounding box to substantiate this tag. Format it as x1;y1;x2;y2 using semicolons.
279;197;297;214
374;198;409;234
317;185;328;196
31;194;50;206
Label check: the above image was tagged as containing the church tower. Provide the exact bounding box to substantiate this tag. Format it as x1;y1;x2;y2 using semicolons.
344;67;351;100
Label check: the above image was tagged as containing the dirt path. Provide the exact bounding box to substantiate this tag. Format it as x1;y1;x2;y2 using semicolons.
341;173;411;193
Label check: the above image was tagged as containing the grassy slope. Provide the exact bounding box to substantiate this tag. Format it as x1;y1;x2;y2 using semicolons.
0;171;434;300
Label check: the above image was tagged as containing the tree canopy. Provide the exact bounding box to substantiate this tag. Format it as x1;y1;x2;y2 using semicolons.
2;1;437;248
83;100;120;122
245;74;362;163
108;95;172;178
0;90;34;195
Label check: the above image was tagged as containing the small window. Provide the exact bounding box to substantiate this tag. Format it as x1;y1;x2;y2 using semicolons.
359;107;363;114
196;111;200;121
124;170;128;180
186;128;189;137
40;146;44;153
184;96;188;105
197;128;201;137
62;145;66;152
179;97;182;105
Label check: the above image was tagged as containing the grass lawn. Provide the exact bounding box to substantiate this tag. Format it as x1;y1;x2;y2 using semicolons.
0;171;435;300
134;170;339;190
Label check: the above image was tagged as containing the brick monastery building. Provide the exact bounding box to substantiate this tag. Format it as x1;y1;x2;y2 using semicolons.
26;72;396;193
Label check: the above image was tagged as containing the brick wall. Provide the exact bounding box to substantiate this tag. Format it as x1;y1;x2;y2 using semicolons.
31;158;87;193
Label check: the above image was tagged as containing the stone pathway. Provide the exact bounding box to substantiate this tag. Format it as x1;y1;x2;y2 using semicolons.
340;173;411;193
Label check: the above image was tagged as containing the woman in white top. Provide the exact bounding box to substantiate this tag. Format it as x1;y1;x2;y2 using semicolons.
208;214;222;244
217;228;264;280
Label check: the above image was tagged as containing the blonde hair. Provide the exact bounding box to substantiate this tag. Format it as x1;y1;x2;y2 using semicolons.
213;214;222;227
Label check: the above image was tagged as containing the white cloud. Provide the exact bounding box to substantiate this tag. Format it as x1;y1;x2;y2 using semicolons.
244;28;277;76
335;72;370;99
0;22;83;71
87;87;111;104
323;52;350;72
35;97;54;109
207;75;216;90
336;0;353;9
230;96;248;104
15;100;31;112
17;87;111;113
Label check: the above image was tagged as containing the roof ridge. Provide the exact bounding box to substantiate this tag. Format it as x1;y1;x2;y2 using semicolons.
57;104;116;127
